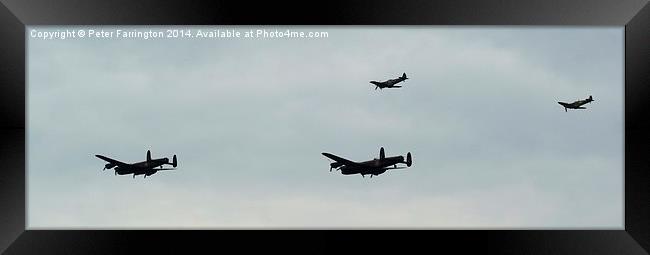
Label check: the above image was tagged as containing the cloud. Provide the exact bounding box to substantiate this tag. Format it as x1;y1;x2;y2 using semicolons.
27;27;623;228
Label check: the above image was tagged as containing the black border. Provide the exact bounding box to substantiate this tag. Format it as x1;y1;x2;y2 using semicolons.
1;0;649;253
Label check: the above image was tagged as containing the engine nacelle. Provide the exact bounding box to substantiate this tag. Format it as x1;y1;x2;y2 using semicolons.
330;162;344;168
145;169;157;176
340;167;355;175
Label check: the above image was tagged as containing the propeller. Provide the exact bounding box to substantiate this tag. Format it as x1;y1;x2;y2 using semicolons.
327;160;332;172
370;81;378;90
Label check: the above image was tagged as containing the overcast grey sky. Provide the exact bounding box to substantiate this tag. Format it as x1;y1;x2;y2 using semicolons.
27;26;623;229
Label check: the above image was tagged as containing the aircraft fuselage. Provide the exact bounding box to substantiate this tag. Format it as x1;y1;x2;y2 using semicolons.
558;96;594;112
370;78;406;89
114;158;169;176
370;73;408;89
339;156;405;175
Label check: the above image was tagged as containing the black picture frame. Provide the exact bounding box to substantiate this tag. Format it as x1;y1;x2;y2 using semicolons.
1;0;649;253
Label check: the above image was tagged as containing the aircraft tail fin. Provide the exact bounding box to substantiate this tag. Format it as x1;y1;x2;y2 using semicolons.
588;95;593;101
380;147;385;160
406;152;412;167
402;73;408;79
146;150;152;162
172;155;177;168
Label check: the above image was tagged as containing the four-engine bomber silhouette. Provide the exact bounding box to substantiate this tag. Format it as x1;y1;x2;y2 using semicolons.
370;73;409;90
558;95;594;112
322;147;412;178
95;150;178;178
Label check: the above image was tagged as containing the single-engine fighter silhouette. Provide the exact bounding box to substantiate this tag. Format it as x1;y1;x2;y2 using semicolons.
370;73;409;90
95;150;178;178
558;95;594;112
322;147;412;178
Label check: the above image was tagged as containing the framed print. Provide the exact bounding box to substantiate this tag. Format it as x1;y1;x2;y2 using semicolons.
1;0;649;253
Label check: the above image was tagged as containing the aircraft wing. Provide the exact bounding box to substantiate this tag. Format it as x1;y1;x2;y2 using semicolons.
385;166;408;170
156;168;177;171
95;155;131;168
322;153;363;167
